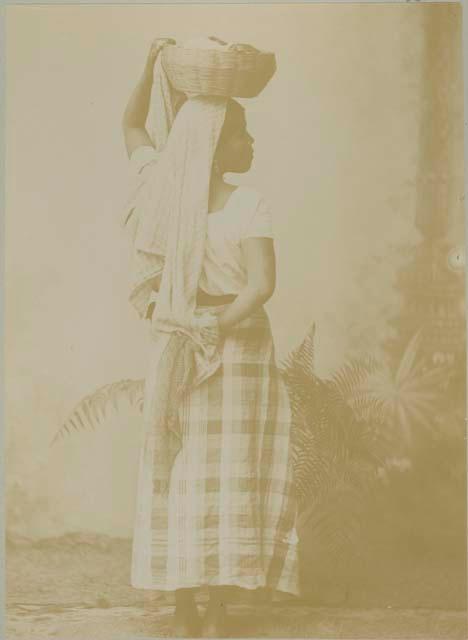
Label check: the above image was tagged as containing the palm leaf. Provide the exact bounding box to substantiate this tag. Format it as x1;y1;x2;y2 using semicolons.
366;361;448;444
395;328;424;383
51;379;145;446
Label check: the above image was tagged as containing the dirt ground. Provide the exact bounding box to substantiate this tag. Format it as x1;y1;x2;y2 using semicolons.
8;602;467;640
6;534;467;640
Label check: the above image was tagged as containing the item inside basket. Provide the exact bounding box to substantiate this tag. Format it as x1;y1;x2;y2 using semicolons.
180;36;260;54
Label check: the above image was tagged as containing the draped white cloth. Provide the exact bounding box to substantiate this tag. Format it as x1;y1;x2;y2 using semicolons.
121;47;231;492
123;53;228;342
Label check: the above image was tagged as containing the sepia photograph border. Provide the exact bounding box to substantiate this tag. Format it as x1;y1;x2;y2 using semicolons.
1;1;466;639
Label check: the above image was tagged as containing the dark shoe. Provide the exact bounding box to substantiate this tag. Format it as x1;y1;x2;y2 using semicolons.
202;603;229;638
173;606;203;638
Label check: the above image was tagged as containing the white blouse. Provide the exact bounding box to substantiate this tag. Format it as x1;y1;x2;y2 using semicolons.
126;145;274;296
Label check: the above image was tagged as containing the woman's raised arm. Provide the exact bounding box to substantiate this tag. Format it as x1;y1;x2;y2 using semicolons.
122;38;175;157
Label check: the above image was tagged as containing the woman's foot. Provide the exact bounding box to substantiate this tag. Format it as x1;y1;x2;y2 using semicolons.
202;601;229;638
172;603;202;638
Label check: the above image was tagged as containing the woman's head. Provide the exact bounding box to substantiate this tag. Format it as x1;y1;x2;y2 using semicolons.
213;98;254;175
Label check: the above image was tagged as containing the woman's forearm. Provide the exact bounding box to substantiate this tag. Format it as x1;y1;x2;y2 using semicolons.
122;59;154;129
122;38;175;134
216;285;273;333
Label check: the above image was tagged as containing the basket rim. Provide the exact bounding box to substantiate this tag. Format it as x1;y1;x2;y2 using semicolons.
162;43;275;58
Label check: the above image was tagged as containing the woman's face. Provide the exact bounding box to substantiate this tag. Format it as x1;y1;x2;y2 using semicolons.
216;104;254;174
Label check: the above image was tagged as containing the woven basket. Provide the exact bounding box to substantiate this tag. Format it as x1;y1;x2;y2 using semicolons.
161;44;276;98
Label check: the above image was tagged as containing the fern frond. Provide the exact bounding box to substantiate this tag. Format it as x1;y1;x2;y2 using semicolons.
281;322;316;379
52;379;145;446
298;481;368;561
331;355;379;404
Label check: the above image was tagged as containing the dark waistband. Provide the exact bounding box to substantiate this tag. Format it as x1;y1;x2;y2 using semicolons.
196;290;237;306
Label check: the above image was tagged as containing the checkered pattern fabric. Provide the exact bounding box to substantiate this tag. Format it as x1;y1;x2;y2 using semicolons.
131;306;300;596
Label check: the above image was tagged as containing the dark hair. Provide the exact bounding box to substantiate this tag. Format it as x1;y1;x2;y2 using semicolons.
217;99;245;147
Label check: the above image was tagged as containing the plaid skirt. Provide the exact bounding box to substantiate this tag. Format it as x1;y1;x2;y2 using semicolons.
131;305;300;597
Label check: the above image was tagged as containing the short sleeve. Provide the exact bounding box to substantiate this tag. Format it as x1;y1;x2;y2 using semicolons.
241;194;274;240
129;145;160;176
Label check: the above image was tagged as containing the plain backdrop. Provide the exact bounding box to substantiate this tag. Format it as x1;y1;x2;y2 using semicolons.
5;3;463;538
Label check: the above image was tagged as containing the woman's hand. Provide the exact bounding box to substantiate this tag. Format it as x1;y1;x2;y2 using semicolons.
200;326;219;346
146;37;176;67
194;313;220;347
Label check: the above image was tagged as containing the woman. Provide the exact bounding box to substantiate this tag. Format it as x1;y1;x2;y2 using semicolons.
122;38;299;637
